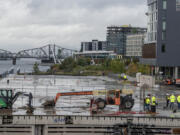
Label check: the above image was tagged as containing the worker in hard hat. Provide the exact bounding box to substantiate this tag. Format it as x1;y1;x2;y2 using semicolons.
151;95;157;113
177;94;180;109
145;95;151;111
166;93;170;108
123;75;127;80
170;94;176;110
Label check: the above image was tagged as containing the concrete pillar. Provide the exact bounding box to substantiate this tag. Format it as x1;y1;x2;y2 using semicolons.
32;125;35;135
43;125;48;135
32;125;44;135
174;67;179;79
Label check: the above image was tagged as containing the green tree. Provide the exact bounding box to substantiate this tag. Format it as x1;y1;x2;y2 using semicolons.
109;60;126;73
33;62;40;74
138;64;151;75
51;64;59;72
127;62;138;76
59;57;77;72
132;58;139;64
124;58;131;66
103;58;111;69
77;57;90;66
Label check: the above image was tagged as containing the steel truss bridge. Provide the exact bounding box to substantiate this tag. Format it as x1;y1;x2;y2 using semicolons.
0;49;14;59
0;44;78;63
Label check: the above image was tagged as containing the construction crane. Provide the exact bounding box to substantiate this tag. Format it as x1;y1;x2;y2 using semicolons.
0;89;34;114
42;89;134;111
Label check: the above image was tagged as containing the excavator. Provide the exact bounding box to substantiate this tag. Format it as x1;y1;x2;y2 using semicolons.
43;89;134;111
0;89;34;114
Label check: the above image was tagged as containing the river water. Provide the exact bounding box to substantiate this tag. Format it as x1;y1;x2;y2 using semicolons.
0;58;50;74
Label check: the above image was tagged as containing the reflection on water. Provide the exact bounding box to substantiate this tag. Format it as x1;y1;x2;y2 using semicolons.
0;58;50;74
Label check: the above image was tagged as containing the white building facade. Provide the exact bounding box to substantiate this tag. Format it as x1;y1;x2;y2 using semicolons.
126;34;146;57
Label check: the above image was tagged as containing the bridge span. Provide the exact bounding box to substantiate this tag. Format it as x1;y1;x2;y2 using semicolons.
0;44;78;64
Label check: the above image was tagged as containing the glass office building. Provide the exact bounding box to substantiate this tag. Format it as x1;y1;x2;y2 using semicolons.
106;25;146;55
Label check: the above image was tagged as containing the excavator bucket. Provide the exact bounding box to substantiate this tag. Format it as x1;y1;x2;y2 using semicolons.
42;99;55;107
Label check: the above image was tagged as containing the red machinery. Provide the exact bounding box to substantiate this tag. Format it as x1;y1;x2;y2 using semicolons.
43;90;134;111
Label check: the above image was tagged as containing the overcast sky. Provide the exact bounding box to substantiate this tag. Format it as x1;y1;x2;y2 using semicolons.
0;0;147;52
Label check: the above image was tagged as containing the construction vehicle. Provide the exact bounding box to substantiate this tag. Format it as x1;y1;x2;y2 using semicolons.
90;89;134;111
164;78;180;86
43;89;134;111
0;89;34;114
164;78;175;85
176;79;180;86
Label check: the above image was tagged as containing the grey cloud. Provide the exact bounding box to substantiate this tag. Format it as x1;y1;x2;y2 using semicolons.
0;0;147;52
28;0;145;10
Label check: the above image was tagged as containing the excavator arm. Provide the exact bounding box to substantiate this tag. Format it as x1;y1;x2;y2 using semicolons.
54;91;93;104
12;92;33;113
12;92;23;104
22;93;33;108
43;91;93;107
12;92;33;108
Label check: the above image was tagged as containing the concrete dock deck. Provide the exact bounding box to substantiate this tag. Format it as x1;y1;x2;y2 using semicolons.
0;115;180;135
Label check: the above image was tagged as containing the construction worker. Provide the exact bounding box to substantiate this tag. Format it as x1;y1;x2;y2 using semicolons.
177;95;180;109
151;95;157;113
145;96;151;111
166;93;170;108
170;94;176;110
123;75;127;80
115;90;120;106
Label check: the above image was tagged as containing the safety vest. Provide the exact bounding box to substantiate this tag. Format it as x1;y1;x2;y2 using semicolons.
177;96;180;103
145;98;150;105
170;95;176;103
151;96;156;106
166;96;170;100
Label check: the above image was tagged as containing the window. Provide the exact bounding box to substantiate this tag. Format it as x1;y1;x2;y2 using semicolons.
177;0;180;11
162;11;167;20
155;1;158;10
98;42;102;50
161;44;166;53
162;21;166;31
156;12;158;20
162;31;166;40
163;0;167;10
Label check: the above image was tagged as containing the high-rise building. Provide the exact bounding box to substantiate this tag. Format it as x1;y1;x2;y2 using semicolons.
141;0;180;78
106;25;146;55
126;34;146;58
80;40;107;52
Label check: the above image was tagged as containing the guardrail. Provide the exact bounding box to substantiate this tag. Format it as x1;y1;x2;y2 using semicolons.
0;115;180;127
0;115;180;135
